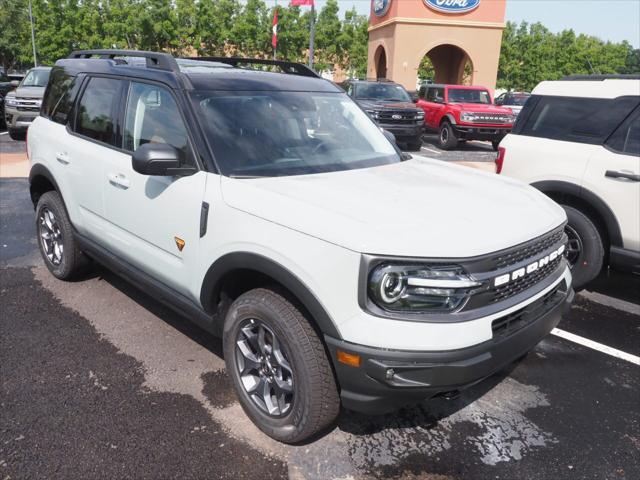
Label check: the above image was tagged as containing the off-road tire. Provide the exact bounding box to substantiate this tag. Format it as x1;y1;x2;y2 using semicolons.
223;288;340;443
35;191;89;279
438;121;458;150
562;205;604;290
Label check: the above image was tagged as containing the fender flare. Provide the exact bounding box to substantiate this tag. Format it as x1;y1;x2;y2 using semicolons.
531;180;622;247
29;163;62;206
441;114;456;125
200;252;342;339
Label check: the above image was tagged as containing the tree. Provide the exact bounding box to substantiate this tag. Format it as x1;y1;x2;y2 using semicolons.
196;0;240;55
314;0;341;72
231;0;269;57
338;7;368;78
0;0;30;70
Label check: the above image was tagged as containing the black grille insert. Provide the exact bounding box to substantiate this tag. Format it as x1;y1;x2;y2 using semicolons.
493;229;565;270
491;255;563;303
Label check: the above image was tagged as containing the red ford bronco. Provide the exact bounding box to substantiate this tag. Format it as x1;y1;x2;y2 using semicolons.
417;84;516;150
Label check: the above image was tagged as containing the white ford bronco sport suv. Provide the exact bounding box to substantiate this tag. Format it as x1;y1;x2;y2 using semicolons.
29;50;573;443
499;75;640;289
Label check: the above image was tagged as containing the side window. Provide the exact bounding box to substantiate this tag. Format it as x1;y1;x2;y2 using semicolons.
428;88;444;103
75;77;122;146
418;85;426;99
123;82;189;161
42;67;78;125
606;107;640;156
346;83;353;96
519;95;638;145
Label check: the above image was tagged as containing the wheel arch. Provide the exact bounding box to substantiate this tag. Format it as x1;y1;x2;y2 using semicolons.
531;180;622;248
200;252;342;339
440;114;456;125
29;163;61;209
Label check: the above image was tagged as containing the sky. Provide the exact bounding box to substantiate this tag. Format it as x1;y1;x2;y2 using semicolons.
266;0;640;47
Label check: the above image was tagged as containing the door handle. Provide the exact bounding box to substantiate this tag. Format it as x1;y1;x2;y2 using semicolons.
55;152;70;165
605;170;640;182
107;173;130;189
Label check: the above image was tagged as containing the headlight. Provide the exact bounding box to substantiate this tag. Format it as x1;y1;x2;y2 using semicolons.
5;96;18;107
368;263;481;313
506;113;516;123
460;112;477;122
365;110;380;120
415;110;424;119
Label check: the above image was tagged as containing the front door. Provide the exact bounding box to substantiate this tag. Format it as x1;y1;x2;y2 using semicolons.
101;80;207;297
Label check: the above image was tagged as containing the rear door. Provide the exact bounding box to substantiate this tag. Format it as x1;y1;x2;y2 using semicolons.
101;80;207;296
583;106;640;252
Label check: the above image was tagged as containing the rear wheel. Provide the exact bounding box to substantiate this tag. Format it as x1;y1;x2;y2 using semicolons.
438;121;458;150
223;288;340;443
8;128;25;141
36;191;89;279
561;205;604;290
407;137;423;151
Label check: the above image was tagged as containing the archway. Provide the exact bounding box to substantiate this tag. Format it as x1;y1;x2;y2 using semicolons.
374;45;387;80
418;44;473;85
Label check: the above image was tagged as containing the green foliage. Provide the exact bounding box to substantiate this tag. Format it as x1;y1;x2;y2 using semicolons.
1;0;636;89
498;21;633;91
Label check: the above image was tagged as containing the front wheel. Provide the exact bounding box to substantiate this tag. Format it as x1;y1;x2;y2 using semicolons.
438;121;458;150
223;288;340;443
561;205;604;290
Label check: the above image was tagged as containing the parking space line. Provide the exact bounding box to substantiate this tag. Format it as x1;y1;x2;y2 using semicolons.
551;328;640;365
579;290;640;316
0;131;8;135
420;146;441;154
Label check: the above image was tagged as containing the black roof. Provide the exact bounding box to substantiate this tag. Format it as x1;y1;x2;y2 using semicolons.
57;49;340;92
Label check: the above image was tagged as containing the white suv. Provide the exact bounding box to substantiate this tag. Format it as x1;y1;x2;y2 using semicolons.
28;50;573;443
499;75;640;288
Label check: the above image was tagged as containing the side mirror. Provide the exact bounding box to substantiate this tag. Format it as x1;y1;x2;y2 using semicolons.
131;143;195;176
10;80;19;87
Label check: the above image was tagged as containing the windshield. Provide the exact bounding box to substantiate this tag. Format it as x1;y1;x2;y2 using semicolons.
191;91;400;177
448;88;491;104
355;83;412;102
20;69;50;87
502;94;530;106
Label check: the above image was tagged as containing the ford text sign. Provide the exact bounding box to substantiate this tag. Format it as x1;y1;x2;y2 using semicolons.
373;0;392;17
424;0;481;14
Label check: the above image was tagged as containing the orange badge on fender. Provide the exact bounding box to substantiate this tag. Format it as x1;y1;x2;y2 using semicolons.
174;237;185;252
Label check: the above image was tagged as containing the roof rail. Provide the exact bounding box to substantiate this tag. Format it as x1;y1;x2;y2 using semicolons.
186;57;320;78
68;49;180;72
561;74;640;81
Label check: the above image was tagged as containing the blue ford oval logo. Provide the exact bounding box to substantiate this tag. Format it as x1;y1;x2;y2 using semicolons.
424;0;481;14
373;0;392;17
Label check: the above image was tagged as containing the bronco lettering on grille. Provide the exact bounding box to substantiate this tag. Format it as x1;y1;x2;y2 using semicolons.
493;245;565;287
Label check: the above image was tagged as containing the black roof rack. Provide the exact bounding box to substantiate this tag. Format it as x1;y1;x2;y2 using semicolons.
187;57;320;78
561;74;640;81
68;49;180;72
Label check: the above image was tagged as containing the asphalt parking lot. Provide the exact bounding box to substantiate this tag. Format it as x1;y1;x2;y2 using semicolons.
1;133;639;479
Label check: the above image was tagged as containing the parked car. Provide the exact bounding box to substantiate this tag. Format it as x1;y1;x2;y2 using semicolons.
0;70;17;98
29;50;573;443
494;91;531;116
417;84;516;150
499;75;639;288
340;79;424;150
0;93;5;130
4;66;51;140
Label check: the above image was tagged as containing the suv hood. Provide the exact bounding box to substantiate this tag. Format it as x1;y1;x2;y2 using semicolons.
356;99;419;111
12;86;45;98
221;158;566;258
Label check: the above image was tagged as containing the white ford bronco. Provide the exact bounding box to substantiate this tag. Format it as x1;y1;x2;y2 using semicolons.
28;50;573;443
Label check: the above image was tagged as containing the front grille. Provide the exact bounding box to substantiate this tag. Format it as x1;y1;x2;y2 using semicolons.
492;282;564;338
17;106;39;112
493;228;565;270
378;110;421;124
14;98;40;112
468;114;512;124
491;255;563;303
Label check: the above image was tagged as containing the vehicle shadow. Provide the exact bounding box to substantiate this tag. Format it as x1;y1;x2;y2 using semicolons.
420;133;496;153
587;269;640;305
337;363;517;437
92;264;224;357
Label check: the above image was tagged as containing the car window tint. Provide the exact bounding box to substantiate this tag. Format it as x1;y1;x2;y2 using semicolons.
75;77;122;146
606;107;640;156
519;95;639;145
123;82;189;161
42;68;77;125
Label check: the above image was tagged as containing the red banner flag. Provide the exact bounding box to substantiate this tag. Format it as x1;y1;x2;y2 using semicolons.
272;8;278;49
290;0;314;6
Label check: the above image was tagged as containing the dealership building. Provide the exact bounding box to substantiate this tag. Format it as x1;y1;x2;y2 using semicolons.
368;0;506;91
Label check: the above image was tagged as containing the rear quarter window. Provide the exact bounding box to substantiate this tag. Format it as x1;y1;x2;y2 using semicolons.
42;67;79;125
514;95;639;145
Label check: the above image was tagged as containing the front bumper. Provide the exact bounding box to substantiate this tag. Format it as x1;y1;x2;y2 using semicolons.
379;122;423;140
325;279;574;415
5;104;39;130
452;124;511;142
